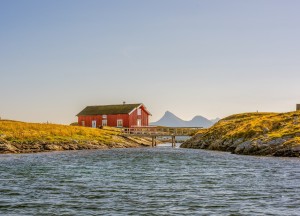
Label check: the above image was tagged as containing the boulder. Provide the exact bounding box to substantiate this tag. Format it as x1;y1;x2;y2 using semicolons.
44;144;63;151
234;141;252;154
268;138;286;146
0;143;18;153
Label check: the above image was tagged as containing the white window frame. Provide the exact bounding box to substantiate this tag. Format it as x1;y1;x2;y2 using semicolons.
137;108;141;116
103;115;107;119
102;119;107;126
117;119;123;127
82;121;85;126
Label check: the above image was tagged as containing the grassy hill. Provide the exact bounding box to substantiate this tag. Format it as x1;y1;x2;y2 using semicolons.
0;120;151;154
181;111;300;157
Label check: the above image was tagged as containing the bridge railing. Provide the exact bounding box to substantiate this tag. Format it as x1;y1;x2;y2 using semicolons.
121;126;202;136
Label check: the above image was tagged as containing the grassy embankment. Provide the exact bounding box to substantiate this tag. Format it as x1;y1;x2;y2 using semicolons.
181;111;300;157
0;120;151;154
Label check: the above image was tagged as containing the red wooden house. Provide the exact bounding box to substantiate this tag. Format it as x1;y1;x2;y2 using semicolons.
77;103;151;128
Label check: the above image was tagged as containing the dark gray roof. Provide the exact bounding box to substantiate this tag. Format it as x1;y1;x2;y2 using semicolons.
77;103;142;116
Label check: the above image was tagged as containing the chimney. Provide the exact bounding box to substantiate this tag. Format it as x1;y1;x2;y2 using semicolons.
297;104;300;111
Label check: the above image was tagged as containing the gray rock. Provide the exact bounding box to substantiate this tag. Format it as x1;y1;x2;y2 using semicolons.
263;127;269;133
234;141;252;154
233;138;244;145
268;138;286;146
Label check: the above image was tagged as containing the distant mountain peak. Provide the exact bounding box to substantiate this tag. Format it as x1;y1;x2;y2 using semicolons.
210;118;221;123
151;111;218;128
191;115;206;121
164;110;175;116
164;111;180;116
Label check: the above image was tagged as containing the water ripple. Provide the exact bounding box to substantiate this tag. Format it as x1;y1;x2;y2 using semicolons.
1;147;300;215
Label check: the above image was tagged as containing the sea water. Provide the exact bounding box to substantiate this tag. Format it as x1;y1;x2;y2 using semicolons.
0;144;300;215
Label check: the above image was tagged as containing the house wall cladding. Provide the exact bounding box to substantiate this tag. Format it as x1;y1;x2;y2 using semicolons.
78;114;130;128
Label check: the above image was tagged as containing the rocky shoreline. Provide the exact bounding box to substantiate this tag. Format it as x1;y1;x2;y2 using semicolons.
0;136;152;154
0;121;156;154
181;133;300;157
181;112;300;157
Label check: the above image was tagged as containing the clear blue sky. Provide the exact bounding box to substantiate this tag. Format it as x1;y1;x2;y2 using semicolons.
1;0;300;124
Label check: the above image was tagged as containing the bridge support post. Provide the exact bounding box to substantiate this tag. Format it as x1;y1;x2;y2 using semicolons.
152;136;157;147
172;136;175;148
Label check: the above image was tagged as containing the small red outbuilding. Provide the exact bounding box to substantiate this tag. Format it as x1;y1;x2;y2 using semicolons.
77;103;151;128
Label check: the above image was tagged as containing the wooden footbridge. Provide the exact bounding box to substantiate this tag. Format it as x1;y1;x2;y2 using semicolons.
121;127;202;147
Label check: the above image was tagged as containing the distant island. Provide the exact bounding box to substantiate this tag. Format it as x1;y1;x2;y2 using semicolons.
151;111;220;128
181;111;300;157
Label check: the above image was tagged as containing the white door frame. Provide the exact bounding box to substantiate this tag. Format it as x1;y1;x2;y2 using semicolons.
92;120;97;128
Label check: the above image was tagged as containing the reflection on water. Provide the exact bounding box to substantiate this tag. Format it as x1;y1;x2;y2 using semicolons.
156;143;182;148
1;145;300;215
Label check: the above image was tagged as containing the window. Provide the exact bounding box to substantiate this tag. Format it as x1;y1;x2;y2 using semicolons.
82;121;85;127
117;119;123;127
137;108;141;115
102;119;107;126
103;115;107;119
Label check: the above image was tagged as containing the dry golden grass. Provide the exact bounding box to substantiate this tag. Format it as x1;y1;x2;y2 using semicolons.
0;120;121;144
209;111;300;142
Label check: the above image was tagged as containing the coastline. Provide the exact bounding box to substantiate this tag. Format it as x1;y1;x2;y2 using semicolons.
0;120;153;154
0;138;152;154
181;112;300;157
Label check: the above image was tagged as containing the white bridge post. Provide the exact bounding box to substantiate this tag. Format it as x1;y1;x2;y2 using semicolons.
172;136;175;148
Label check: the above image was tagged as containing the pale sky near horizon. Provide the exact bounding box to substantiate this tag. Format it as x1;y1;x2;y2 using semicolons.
1;0;300;124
